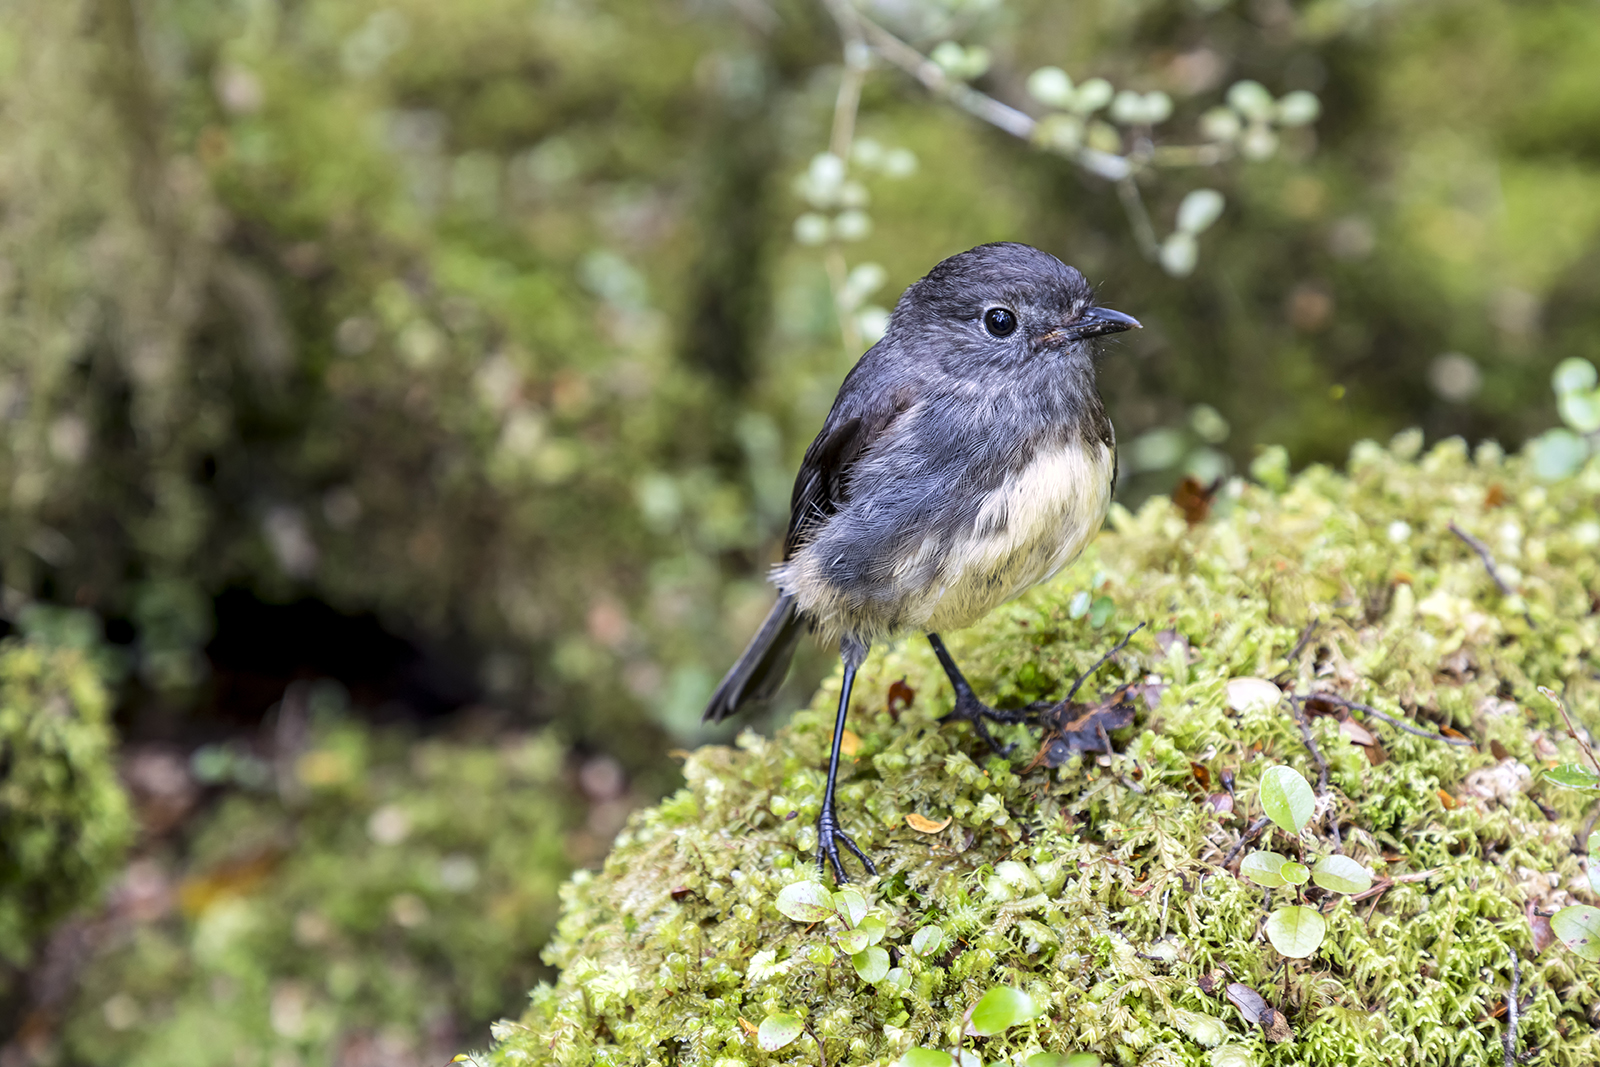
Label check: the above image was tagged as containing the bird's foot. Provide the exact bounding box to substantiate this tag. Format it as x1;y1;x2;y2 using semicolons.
938;689;1031;757
816;801;877;884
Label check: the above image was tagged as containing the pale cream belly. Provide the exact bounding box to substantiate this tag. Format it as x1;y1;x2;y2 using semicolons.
778;439;1113;639
916;439;1112;631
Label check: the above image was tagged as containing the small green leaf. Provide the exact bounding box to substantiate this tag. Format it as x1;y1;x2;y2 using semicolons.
852;945;890;983
776;881;835;922
1259;766;1315;834
808;943;836;965
1264;905;1326;958
757;1013;804;1051
969;985;1041;1036
1278;860;1310;885
911;926;945;956
1207;1046;1256;1067
894;1049;953;1067
1552;905;1600;962
1088;595;1115;628
1311;854;1373;895
1239;851;1288;888
858;912;888;945
833;886;868;927
1067;590;1092;619
837;927;869;954
1028;1055;1101;1067
1544;763;1600;791
1553;357;1599;396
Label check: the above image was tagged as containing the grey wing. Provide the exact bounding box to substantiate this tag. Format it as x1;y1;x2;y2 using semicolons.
783;374;908;560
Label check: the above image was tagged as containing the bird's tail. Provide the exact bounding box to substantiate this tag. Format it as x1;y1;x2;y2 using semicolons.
703;593;803;723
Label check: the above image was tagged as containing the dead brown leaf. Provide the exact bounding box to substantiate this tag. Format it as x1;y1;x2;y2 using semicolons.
905;813;953;834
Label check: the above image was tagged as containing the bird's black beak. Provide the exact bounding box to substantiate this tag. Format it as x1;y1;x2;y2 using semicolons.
1063;306;1141;341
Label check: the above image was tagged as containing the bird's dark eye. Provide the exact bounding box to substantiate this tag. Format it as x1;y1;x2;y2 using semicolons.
983;306;1017;337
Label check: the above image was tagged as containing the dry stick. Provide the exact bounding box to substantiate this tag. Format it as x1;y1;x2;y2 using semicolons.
1449;520;1536;629
1286;696;1339;849
1222;816;1273;868
1540;685;1600;776
1502;947;1520;1067
1312;692;1476;747
1065;622;1147;703
1579;799;1600;856
1285;618;1320;668
1286;698;1330;794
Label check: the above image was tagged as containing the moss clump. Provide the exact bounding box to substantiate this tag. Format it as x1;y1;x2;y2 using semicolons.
0;635;132;966
63;707;587;1067
482;434;1600;1067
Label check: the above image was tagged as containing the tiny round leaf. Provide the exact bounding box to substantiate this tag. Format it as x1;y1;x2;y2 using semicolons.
775;881;835;922
1311;854;1373;895
911;926;945;956
1259;765;1315;834
1264;905;1326;958
1176;189;1225;235
1543;763;1600;791
1278;860;1310;885
852;945;890;983
969;985;1041;1036
1239;851;1288;889
1552;905;1600;962
758;1013;804;1052
895;1050;954;1067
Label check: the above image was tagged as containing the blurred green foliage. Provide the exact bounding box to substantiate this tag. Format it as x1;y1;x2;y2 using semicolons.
0;0;1597;749
61;704;586;1067
0;633;132;967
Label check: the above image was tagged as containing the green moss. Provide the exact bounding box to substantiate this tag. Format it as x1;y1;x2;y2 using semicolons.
0;635;132;965
483;436;1600;1067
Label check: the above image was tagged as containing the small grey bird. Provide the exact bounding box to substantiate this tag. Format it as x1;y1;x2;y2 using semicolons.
704;242;1139;881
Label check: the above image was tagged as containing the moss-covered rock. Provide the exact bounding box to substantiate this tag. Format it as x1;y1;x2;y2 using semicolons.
0;635;132;967
483;434;1600;1067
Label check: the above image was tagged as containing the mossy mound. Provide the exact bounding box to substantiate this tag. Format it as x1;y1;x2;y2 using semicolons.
485;433;1600;1067
0;635;131;967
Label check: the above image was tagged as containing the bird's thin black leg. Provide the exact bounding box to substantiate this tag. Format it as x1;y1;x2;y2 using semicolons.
927;632;1029;756
817;636;877;883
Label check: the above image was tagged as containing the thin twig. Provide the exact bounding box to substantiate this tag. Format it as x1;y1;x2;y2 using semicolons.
1309;692;1476;747
1448;521;1516;597
848;13;1034;138
1287;697;1330;794
1348;868;1440;903
1222;815;1272;868
1285;619;1320;668
1502;947;1520;1067
1578;799;1600;855
1065;622;1147;703
1115;176;1159;258
1449;521;1535;628
1540;686;1600;776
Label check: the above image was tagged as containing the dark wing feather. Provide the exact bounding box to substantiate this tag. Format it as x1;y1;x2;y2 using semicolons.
783;372;910;559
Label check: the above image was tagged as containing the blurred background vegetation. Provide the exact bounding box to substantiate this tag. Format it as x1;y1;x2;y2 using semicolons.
0;0;1596;1062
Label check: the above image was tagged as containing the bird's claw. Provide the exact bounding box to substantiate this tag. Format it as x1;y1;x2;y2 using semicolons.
938;691;1027;757
816;804;877;883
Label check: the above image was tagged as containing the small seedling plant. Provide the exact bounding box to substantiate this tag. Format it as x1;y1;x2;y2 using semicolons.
1535;687;1600;960
769;881;1100;1066
1237;765;1374;958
